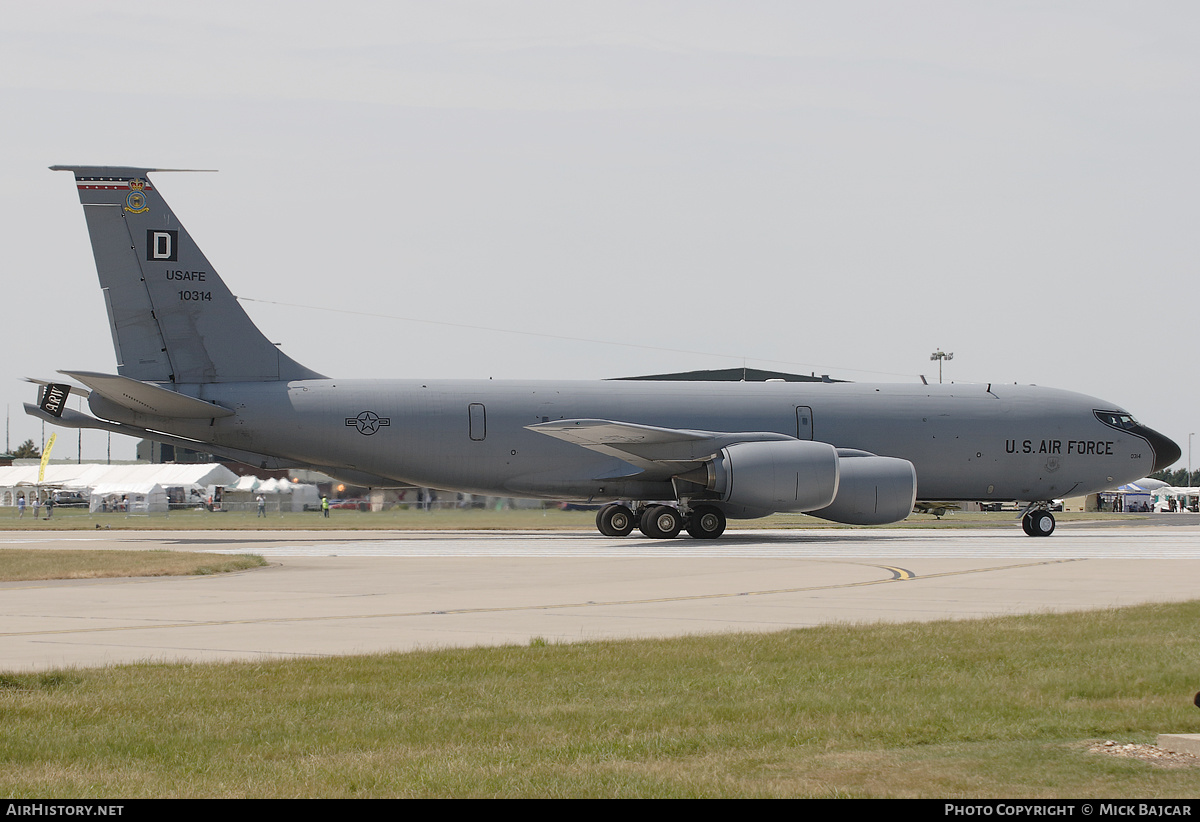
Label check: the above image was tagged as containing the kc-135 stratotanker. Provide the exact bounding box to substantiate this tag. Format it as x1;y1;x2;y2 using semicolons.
28;166;1180;539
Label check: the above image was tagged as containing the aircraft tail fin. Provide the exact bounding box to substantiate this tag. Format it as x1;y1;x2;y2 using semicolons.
52;165;324;384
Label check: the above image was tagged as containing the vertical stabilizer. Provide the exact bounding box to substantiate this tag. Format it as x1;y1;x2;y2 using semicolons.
52;165;323;384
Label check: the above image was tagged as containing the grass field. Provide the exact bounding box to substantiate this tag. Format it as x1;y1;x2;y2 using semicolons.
2;602;1199;798
0;548;266;581
0;505;1187;797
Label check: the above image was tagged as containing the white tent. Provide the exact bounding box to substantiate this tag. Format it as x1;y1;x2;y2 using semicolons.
1123;477;1169;491
89;483;169;514
1150;486;1198;513
284;482;320;512
222;476;319;512
229;475;261;492
0;462;326;514
0;463;239;509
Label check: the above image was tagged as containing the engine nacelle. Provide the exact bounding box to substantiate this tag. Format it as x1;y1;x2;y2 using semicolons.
700;440;840;514
808;454;917;525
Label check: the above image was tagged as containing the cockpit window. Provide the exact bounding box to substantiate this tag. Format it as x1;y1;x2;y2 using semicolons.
1094;410;1140;431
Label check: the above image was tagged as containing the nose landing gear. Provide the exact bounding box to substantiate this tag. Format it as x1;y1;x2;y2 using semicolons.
1021;507;1056;537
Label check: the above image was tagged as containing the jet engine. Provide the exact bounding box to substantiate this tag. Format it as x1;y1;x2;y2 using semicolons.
807;451;917;525
683;441;917;525
691;440;840;514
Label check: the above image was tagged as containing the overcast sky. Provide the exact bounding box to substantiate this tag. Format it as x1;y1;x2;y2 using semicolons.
2;1;1197;465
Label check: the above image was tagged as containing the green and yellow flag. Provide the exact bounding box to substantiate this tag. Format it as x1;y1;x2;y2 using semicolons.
38;433;56;484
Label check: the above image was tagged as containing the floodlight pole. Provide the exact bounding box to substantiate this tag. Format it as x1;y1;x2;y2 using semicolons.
930;349;954;384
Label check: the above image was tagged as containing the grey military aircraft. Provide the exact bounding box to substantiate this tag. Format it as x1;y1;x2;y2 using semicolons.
28;166;1180;539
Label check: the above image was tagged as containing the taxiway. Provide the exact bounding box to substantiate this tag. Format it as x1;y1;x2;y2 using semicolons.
2;524;1198;671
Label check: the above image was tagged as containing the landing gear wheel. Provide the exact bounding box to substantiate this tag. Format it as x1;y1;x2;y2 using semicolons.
596;504;635;537
1022;510;1055;537
641;505;682;539
686;504;726;539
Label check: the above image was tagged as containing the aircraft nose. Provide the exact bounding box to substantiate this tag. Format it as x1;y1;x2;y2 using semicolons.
1135;424;1181;472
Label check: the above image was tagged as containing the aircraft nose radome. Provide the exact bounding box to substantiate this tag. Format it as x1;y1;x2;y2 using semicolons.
1139;425;1181;472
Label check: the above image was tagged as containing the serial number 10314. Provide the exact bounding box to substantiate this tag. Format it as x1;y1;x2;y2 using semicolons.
179;291;212;301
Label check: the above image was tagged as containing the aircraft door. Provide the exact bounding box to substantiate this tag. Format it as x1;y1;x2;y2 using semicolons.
796;406;813;440
469;403;486;441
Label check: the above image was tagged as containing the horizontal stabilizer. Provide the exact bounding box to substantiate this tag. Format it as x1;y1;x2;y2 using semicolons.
24;377;89;399
24;404;114;431
60;370;234;419
24;403;298;470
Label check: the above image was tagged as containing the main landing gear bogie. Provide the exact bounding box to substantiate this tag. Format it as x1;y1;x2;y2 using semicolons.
639;505;682;539
685;504;726;539
596;504;636;537
595;503;726;540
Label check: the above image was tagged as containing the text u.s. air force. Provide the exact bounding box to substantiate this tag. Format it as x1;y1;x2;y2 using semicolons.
1007;439;1116;456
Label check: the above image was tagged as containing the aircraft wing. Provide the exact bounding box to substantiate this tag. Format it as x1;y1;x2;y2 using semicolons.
526;419;796;478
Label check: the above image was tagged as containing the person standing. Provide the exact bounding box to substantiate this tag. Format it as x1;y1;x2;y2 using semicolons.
256;493;266;518
321;495;330;518
17;494;25;519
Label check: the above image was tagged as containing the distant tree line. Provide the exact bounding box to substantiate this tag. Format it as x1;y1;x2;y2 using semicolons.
1150;468;1200;487
10;439;40;459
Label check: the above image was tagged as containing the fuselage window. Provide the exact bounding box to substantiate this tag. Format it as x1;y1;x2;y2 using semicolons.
1094;410;1138;431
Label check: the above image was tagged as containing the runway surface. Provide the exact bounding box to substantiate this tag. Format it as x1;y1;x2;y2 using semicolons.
2;523;1199;671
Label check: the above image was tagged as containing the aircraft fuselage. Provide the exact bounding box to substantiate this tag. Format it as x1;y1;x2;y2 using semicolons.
94;378;1155;506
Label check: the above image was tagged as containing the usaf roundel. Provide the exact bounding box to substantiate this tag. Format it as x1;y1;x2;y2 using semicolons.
346;410;390;435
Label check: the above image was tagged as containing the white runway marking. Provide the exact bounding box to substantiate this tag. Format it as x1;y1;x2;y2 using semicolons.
222;528;1200;559
0;537;108;544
